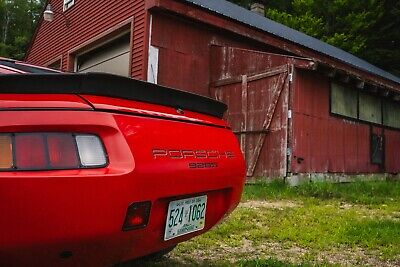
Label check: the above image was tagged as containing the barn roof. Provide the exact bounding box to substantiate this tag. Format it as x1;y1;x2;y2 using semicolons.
184;0;400;85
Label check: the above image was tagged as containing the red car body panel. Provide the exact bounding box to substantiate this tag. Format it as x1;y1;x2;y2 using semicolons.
0;94;93;110
0;61;245;266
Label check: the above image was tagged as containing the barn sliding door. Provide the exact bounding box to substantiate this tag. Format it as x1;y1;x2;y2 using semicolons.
210;46;292;179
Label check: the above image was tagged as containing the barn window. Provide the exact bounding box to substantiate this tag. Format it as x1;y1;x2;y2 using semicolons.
359;91;382;124
63;0;74;11
330;83;358;119
383;100;400;128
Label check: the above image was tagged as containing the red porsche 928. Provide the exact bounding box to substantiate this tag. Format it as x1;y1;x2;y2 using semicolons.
0;58;245;266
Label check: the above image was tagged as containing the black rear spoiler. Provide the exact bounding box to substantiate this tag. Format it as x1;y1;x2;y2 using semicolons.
0;73;227;119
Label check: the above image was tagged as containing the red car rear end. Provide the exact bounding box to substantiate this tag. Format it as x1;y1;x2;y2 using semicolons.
0;61;245;266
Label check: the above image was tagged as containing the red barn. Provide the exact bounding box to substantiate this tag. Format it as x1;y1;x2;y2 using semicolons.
26;0;400;182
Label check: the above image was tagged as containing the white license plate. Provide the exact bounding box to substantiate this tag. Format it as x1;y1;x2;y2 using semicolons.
164;195;207;241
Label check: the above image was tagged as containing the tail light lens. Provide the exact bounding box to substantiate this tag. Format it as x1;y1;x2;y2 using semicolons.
76;135;107;167
0;133;107;171
47;134;80;168
0;135;13;169
15;134;48;169
123;201;152;231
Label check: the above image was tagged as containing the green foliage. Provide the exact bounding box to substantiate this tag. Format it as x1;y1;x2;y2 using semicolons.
0;0;45;60
361;0;400;76
266;9;324;37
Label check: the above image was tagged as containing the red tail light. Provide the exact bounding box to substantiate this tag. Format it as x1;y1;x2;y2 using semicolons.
123;202;152;231
15;134;47;169
47;134;79;168
0;133;107;171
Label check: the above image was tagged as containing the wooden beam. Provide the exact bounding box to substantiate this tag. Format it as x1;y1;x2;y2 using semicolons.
247;71;288;177
212;64;288;87
356;79;365;89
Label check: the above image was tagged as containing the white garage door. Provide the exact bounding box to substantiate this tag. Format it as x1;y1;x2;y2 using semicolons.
76;34;130;77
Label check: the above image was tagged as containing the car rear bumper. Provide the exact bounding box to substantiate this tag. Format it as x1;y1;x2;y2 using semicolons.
0;181;240;267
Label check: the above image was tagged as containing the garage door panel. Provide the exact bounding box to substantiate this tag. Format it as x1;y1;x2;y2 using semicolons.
78;52;130;77
77;35;130;77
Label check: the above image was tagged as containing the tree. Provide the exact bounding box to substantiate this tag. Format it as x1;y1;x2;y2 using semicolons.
361;0;400;76
0;0;45;59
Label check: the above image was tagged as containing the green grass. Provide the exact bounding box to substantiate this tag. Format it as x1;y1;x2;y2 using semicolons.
237;259;337;267
133;180;400;266
243;180;400;205
173;204;400;258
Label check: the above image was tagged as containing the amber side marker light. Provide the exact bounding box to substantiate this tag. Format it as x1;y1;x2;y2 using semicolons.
123;201;152;231
0;133;107;171
0;135;13;169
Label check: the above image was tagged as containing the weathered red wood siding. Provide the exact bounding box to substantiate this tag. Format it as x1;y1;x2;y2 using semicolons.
292;70;400;174
209;48;307;178
151;13;274;95
26;0;147;79
385;130;400;173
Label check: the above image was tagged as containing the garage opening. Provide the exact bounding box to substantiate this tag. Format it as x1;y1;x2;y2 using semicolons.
76;34;131;77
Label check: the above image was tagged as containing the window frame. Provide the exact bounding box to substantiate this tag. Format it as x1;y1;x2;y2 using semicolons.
63;0;74;12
